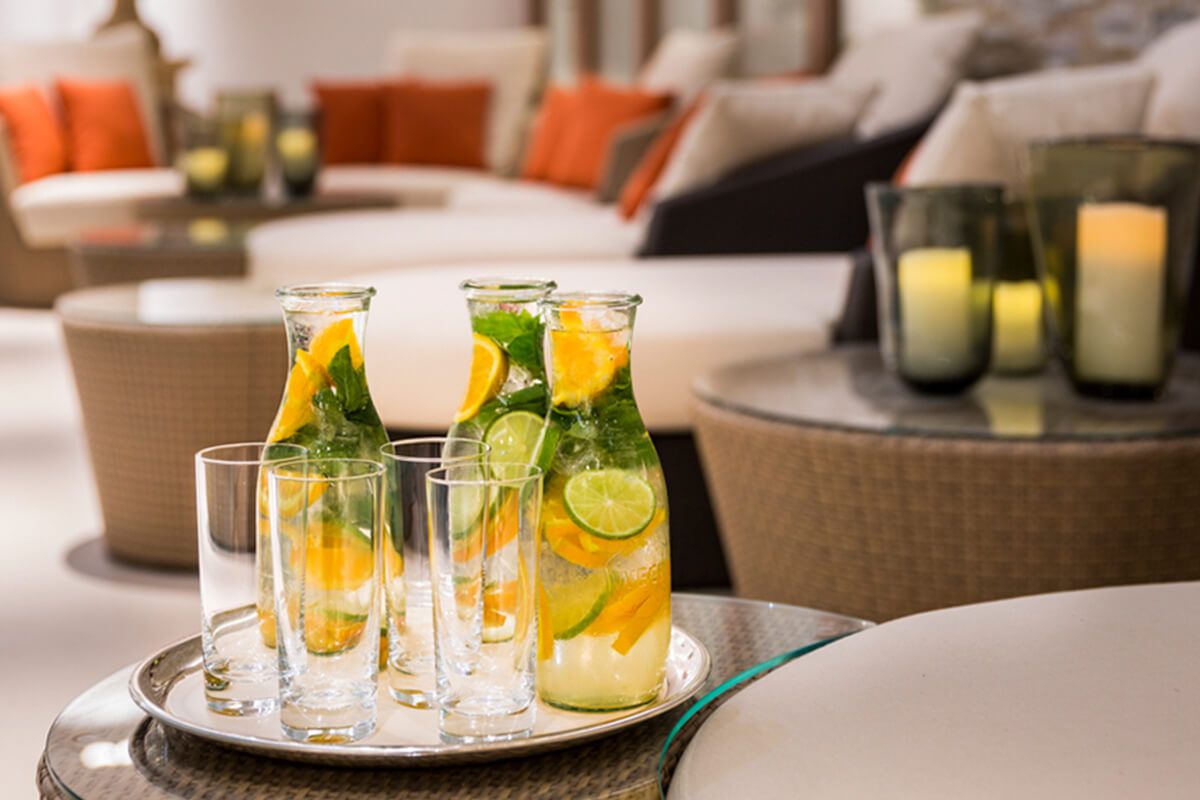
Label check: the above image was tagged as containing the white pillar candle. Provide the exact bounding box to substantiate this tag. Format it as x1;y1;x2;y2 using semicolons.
182;147;228;192
1075;202;1166;385
992;280;1044;373
898;247;974;379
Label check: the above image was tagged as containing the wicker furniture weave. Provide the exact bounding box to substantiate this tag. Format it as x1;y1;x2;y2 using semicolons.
58;284;285;567
37;595;869;800
693;347;1200;622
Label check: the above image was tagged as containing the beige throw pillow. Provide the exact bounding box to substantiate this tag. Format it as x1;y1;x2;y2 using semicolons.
639;29;739;103
829;10;983;138
383;28;547;175
653;81;872;203
1140;17;1200;138
905;64;1155;191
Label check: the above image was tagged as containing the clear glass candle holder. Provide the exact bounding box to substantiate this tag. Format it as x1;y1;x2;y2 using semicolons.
1026;137;1200;400
276;109;320;198
992;200;1047;376
866;183;1004;394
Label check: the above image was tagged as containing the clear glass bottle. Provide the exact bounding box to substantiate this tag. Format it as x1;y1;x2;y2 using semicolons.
537;291;671;711
258;284;388;649
448;277;556;645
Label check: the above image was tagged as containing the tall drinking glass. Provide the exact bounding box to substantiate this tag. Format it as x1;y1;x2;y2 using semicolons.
269;457;384;743
196;442;305;716
380;437;489;709
426;462;542;742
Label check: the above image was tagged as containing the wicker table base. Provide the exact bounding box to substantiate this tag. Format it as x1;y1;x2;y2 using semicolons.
38;595;868;799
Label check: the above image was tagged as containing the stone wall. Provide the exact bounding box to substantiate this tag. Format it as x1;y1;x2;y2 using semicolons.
926;0;1200;75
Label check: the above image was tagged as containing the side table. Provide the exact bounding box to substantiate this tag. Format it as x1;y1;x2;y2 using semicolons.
70;222;247;289
134;191;395;224
693;345;1200;621
56;280;285;567
37;595;870;799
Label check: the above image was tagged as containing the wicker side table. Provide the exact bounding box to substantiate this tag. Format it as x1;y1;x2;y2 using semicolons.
70;223;247;288
57;281;285;568
693;346;1200;621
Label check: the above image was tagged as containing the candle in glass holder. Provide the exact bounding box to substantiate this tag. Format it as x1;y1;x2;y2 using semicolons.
182;147;228;197
276;127;317;196
992;280;1044;374
1075;202;1166;385
898;247;973;380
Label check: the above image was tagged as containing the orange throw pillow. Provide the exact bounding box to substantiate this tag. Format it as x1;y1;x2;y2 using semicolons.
521;85;578;181
311;81;385;164
547;78;672;190
618;99;703;219
56;78;153;171
0;84;67;183
382;80;490;169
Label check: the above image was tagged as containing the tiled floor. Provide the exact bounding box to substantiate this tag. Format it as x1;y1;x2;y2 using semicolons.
0;309;197;798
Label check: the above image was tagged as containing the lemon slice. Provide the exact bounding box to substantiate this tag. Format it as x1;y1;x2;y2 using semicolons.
563;469;656;540
455;333;508;423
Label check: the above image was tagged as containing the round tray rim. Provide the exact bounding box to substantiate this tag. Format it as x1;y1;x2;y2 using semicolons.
127;622;711;767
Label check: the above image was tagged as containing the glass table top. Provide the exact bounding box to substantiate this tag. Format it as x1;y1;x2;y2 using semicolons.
694;345;1200;442
74;219;251;254
56;278;281;327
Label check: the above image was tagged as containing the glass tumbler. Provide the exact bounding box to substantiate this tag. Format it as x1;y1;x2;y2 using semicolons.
867;183;1004;394
269;458;384;744
426;462;543;743
380;437;489;709
195;442;305;716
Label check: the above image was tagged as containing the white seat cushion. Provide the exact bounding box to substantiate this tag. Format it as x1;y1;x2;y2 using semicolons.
446;180;600;213
319;164;500;208
353;255;853;432
829;10;983;138
1140;17;1200;138
382;28;547;176
9;168;180;247
905;64;1154;190
638;29;739;103
246;207;644;287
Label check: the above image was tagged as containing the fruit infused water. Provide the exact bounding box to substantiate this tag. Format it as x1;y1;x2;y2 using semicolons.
538;291;670;711
260;285;388;652
448;278;557;646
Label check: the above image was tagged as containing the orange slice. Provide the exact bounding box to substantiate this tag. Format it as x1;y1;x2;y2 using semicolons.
268;350;328;442
454;333;508;423
308;318;363;369
549;312;628;408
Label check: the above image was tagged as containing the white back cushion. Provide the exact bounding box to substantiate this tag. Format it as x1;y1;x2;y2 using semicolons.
1140;17;1200;138
0;25;165;164
905;64;1155;190
382;28;547;175
653;80;871;203
829;10;983;138
639;28;738;103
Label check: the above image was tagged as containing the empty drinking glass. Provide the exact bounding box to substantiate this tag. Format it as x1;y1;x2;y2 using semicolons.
269;457;384;743
380;437;489;709
195;442;305;716
426;462;542;742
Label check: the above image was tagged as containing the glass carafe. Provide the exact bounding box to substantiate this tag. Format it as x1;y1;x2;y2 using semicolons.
537;291;671;711
447;278;556;645
258;284;388;649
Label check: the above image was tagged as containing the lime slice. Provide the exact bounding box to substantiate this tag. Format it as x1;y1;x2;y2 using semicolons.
484;410;545;478
448;478;485;539
548;570;613;640
563;469;656;540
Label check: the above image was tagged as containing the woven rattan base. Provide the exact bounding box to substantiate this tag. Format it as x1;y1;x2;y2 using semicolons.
694;396;1200;621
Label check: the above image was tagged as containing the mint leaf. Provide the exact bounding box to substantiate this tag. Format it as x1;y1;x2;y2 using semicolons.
472;311;544;373
327;345;367;413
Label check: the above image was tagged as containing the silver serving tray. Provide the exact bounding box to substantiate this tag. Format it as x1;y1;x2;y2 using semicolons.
128;616;710;767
